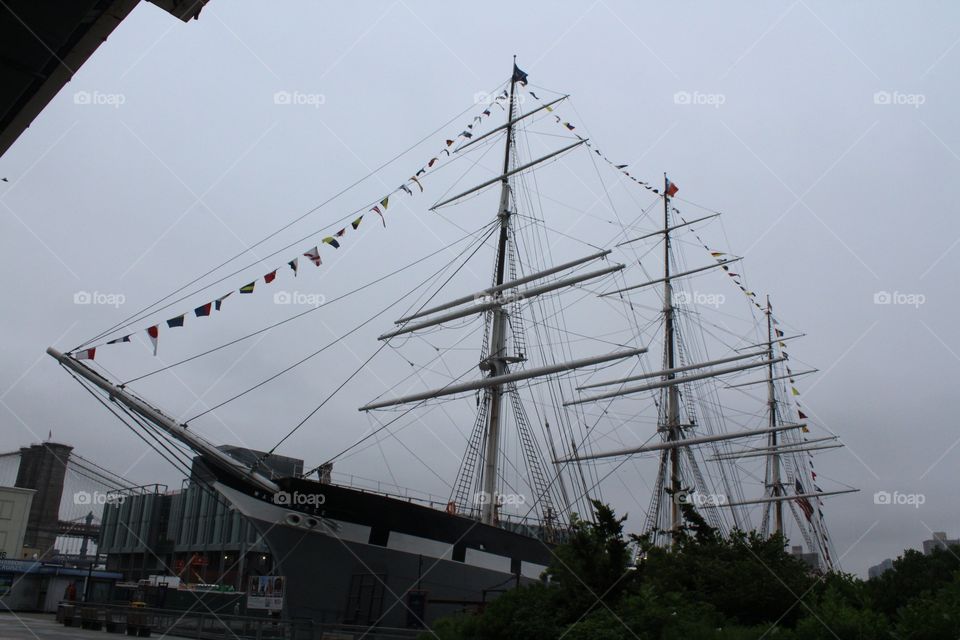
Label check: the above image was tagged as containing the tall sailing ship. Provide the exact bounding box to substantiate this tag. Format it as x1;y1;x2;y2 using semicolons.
49;61;855;628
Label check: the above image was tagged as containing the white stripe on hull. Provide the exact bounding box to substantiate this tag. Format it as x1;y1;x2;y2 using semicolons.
212;482;548;576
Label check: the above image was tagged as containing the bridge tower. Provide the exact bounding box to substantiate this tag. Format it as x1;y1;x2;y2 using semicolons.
15;442;73;558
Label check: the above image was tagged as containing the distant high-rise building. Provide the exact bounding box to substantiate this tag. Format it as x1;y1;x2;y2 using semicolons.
868;558;894;579
788;545;821;571
922;531;959;556
867;531;959;580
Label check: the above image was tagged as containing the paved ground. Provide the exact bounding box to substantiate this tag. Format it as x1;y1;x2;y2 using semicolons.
0;612;189;639
0;613;112;639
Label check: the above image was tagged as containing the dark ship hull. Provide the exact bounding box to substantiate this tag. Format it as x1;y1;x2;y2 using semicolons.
207;461;554;629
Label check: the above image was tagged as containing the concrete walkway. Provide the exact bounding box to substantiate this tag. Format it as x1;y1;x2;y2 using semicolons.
0;612;189;639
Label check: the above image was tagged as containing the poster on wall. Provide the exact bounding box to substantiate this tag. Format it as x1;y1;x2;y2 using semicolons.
246;575;284;611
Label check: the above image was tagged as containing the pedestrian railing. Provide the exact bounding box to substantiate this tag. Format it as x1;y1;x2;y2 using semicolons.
57;602;423;639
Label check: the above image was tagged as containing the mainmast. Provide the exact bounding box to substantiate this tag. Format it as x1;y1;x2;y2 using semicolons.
479;59;520;525
661;174;683;543
369;69;605;528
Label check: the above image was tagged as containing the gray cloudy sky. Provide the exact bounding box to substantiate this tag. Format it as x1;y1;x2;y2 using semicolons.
2;1;959;578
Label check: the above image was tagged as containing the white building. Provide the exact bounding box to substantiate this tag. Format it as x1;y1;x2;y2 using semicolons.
0;486;34;560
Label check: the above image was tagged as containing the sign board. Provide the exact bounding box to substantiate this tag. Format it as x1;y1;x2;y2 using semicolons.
146;575;181;588
246;575;284;611
0;559;40;573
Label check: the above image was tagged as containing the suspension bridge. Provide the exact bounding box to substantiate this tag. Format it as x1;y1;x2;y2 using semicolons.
0;441;151;561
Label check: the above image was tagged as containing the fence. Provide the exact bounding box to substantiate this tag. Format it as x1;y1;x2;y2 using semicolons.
57;602;423;639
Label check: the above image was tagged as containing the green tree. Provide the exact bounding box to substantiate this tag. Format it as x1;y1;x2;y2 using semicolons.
423;503;960;640
895;577;960;639
638;528;815;626
793;577;890;640
473;583;564;640
544;500;634;619
866;546;960;619
562;587;726;639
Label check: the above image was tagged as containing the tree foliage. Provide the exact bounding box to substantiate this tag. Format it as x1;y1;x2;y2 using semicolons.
420;503;960;639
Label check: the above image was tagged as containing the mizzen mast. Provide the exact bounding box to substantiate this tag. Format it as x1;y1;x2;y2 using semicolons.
763;296;785;534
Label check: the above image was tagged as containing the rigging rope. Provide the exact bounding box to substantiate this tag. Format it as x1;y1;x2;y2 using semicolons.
76;86;508;350
187;222;498;422
122;222;495;384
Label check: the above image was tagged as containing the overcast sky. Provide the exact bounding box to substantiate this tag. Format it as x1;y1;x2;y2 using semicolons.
2;1;959;577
